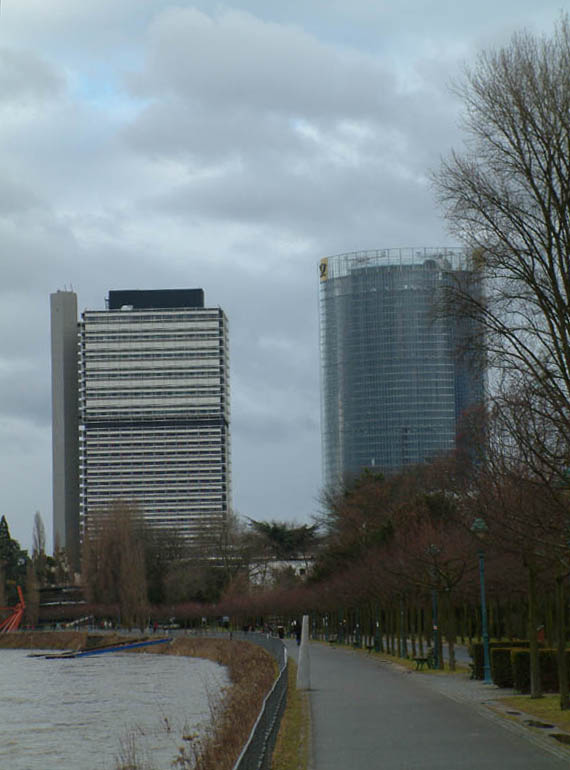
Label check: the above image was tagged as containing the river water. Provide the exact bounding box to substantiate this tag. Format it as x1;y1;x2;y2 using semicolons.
0;648;228;770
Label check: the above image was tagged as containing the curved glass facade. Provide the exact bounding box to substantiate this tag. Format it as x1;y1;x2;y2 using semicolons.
319;248;484;488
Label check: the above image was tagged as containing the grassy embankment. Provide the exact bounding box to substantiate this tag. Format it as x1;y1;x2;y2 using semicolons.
498;695;570;733
270;659;310;770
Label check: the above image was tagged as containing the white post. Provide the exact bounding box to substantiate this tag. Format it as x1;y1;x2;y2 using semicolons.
296;614;311;690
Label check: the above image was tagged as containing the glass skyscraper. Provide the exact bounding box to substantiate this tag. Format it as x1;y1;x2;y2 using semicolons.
319;248;484;489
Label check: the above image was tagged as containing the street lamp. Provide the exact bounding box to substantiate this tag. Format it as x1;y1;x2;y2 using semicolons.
471;517;492;684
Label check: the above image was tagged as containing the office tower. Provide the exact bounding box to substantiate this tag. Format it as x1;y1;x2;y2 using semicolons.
319;248;484;489
51;288;230;560
50;290;80;570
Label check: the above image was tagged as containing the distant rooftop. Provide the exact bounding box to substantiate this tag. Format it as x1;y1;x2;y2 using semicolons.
107;289;205;310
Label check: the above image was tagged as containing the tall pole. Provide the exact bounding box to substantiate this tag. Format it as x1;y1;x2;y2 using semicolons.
297;615;311;690
432;588;439;669
478;548;492;684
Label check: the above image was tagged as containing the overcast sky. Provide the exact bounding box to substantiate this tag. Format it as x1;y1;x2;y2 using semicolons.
0;1;565;551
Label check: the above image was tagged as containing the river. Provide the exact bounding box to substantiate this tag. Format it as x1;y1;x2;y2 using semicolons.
0;648;228;769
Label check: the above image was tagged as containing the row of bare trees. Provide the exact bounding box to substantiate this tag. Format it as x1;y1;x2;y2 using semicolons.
78;502;320;628
429;12;570;706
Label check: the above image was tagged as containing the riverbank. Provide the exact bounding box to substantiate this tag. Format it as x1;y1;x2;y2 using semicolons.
0;630;111;650
0;631;277;770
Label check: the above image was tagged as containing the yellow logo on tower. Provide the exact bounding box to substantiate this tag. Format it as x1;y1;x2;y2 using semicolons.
319;258;329;281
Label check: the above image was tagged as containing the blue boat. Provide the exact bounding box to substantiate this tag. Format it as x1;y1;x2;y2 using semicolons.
38;636;173;659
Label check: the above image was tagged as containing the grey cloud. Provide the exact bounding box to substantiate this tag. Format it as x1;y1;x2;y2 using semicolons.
0;363;51;427
0;48;64;102
127;8;397;120
123;100;308;163
0;178;44;215
133;147;446;247
0;217;80;294
0;416;52;548
233;412;319;444
232;430;321;521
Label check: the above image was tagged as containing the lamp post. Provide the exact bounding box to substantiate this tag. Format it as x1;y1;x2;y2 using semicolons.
471;517;492;684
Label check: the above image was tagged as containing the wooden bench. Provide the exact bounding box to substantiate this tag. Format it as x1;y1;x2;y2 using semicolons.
413;656;431;670
328;635;338;645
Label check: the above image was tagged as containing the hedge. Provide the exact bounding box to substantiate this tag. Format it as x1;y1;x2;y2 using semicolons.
511;648;570;694
491;647;514;687
469;640;529;680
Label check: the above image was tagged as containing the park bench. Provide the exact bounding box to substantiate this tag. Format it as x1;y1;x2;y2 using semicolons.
413;649;435;670
328;635;338;645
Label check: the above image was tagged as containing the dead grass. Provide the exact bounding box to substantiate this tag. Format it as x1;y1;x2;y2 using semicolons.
0;630;87;650
156;637;277;770
499;694;570;732
271;660;310;770
0;630;125;650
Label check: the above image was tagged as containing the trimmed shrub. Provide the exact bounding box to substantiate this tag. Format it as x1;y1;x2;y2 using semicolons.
491;647;514;687
511;648;531;693
469;641;529;680
511;648;570;694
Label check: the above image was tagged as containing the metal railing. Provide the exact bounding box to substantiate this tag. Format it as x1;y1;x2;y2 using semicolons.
231;633;288;770
189;629;288;770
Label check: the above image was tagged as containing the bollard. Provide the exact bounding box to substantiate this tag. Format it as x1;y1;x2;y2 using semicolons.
296;614;311;690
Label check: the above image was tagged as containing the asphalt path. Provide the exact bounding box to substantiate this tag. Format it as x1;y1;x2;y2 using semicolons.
287;641;569;770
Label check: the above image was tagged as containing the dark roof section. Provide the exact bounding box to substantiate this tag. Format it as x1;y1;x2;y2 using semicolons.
108;289;205;310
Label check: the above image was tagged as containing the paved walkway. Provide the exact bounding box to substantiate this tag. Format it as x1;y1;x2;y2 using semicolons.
286;641;570;770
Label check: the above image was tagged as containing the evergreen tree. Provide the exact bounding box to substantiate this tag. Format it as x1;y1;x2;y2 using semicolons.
0;515;29;604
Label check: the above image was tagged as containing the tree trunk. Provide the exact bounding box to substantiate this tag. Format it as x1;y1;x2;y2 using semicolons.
556;573;569;710
446;593;457;672
546;593;555;648
396;605;402;657
528;563;542;699
438;612;444;670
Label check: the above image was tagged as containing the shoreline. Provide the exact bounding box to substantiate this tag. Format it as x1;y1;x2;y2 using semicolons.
0;630;277;770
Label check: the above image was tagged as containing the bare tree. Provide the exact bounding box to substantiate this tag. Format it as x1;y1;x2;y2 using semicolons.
82;502;148;628
463;402;570;701
433;15;570;477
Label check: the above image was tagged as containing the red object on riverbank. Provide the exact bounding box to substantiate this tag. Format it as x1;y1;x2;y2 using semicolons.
0;586;25;633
